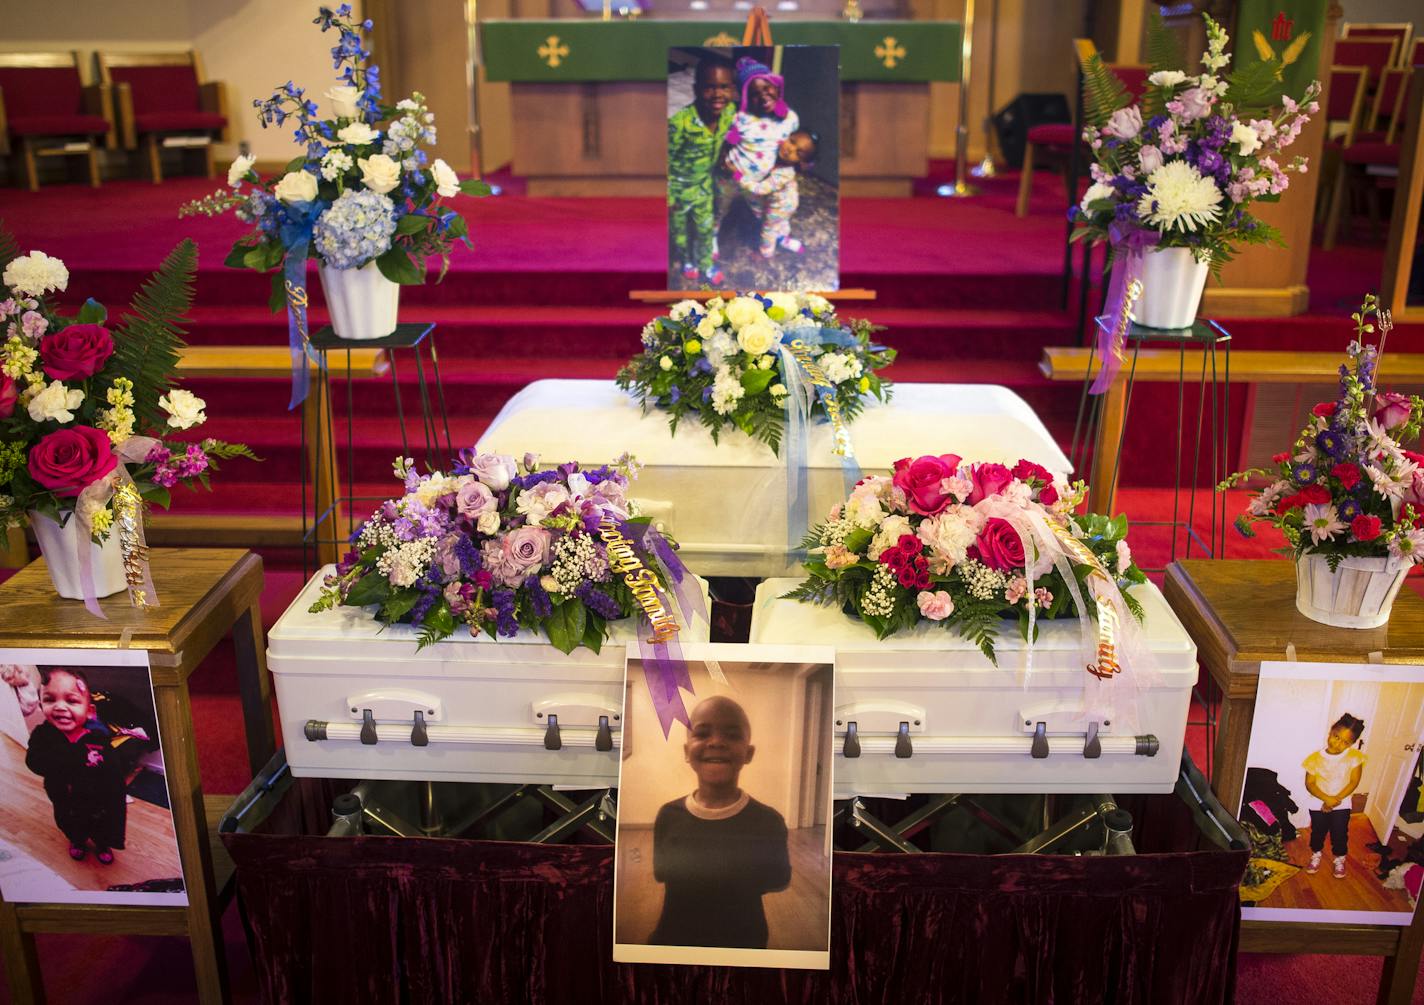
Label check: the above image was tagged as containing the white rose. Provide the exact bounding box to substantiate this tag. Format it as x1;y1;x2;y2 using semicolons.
669;299;700;321
226;153;256;188
3;251;68;297
1231;121;1262;156
477;511;501;535
723;296;766;329
158;388;207;430
27;380;84;424
338;122;378;146
274;170;318;204
325;85;362;119
358;154;401;194
770;383;787;397
430;158;460;198
1148;70;1187;88
1079;181;1116;212
695;315;719;340
737;318;780;357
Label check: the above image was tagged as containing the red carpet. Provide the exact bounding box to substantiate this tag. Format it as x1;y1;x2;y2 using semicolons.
1;172;1422;1004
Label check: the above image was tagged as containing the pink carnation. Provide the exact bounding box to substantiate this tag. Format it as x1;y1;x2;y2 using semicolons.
916;590;955;621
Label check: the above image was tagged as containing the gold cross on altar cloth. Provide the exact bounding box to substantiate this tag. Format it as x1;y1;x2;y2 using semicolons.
875;36;906;69
538;35;570;68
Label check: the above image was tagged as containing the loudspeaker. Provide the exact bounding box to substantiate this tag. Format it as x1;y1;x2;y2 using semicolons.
992;93;1072;169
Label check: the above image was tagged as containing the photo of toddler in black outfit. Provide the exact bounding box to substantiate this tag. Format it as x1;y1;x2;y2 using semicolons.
650;696;791;948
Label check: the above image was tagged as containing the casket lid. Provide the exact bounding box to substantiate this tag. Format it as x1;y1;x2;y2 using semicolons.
477;380;1072;474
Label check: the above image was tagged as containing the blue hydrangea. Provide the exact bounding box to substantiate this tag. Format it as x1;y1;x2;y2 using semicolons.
313;189;397;269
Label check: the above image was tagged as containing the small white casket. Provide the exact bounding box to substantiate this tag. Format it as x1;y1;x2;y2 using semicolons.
751;579;1197;794
269;569;710;784
477;379;1070;580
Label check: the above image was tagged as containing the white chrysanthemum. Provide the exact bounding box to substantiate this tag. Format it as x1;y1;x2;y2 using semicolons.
819;352;860;385
3;251;68;297
1136;161;1223;233
710;366;744;415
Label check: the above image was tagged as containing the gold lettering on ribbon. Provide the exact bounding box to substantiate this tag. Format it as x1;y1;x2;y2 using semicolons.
1042;515;1121;680
286;280;310;346
786;338;854;458
598;520;681;643
112;482;150;608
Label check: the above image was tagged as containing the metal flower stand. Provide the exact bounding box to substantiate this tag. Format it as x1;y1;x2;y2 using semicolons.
301;322;452;577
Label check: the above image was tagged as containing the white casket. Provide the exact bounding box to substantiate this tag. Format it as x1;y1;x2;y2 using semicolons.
269;569;710;784
476;379;1070;579
750;579;1197;794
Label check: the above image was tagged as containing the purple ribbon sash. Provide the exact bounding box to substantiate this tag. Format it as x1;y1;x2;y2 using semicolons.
1091;223;1158;395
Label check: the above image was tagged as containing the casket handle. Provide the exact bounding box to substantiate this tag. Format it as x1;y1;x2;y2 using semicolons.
411;710;429;747
1083;721;1102;759
894;721;913;759
544;714;562;750
595;715;613;751
360;709;378;746
843;721;861;758
1030;721;1049;758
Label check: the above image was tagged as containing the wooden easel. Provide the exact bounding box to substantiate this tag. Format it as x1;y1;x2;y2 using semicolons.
635;6;874;306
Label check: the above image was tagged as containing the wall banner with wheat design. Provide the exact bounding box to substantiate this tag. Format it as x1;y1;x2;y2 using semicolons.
1235;0;1327;101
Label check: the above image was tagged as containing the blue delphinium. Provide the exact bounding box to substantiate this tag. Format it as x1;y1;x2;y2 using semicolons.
313;189;397;268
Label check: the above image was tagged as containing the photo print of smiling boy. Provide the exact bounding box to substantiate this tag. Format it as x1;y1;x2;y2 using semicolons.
613;643;834;969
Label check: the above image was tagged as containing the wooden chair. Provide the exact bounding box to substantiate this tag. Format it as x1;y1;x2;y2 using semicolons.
1324;67;1417;249
1343;22;1414;66
1411;38;1424;69
96;51;227;183
0;52;114;191
1333;37;1400;90
1362;64;1413;141
1315;65;1369;225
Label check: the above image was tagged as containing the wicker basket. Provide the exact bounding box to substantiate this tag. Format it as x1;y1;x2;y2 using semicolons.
1294;553;1409;629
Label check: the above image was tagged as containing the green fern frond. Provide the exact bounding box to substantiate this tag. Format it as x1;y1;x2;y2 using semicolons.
110;240;198;430
0;221;19;272
1225;58;1281;113
1122;589;1145;624
1079;54;1131;128
781;577;835;604
1145;8;1185;78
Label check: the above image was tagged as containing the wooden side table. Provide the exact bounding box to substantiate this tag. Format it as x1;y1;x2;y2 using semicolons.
0;549;274;1005
1165;559;1424;1005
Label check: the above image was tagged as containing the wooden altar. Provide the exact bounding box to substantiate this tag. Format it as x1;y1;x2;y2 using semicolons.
479;19;960;196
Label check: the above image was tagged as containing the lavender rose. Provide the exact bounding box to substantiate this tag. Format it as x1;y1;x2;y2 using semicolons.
502;525;552;583
456;479;497;519
469;451;517;491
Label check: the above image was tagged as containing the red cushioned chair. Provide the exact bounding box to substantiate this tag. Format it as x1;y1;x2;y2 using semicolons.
1343;22;1414;67
1324;67;1416;249
97;51;227;183
1314;66;1369;226
1332;38;1400;91
0;51;114;191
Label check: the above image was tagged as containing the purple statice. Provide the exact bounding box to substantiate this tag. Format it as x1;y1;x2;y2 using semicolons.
575;582;622;620
701;387;713;404
525;575;553;618
454;535;481;577
510;469;564;491
491;588;519;637
693;357;714;376
668;386;681;405
410;578;442;623
1291;461;1317;484
336;548;361;575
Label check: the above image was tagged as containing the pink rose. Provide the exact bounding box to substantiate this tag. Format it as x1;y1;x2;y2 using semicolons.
1374;392;1413;431
1104;105;1142;140
502;525;551;581
40;324;114;380
0;375;14;419
469;452;517;491
891;454;961;516
27;425;118;497
1403;470;1424;511
1138;144;1164;173
1172;87;1213;120
456;479;496;519
916;590;955;621
970;518;1025;572
1011;459;1053;486
968;462;1013;504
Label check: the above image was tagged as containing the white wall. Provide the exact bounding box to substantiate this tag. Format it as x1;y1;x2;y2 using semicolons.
1339;0;1421;27
619;665;815;828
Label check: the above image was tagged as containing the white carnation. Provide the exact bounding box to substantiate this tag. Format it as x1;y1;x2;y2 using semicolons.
227;153;256;187
338;122;379;146
1230;121;1261;156
320;149;353;182
1148;70;1187;87
431;158;460;198
3;251;69;297
1136;161;1223;233
1079;181;1116;212
669;299;700;321
868;514;914;560
159;388;206;430
27;380;84;424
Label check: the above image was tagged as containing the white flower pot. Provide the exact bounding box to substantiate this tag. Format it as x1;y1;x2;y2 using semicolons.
319;261;400;341
1134;247;1210;330
29;510;127;602
1294;553;1410;629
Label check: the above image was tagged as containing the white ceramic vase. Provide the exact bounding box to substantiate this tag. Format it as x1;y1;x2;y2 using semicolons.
1294;553;1410;629
29;510;127;602
1134;246;1210;330
319;261;400;341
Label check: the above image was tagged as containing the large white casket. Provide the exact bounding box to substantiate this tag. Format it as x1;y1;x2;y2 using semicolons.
476;380;1070;579
269;569;710;784
750;579;1197;794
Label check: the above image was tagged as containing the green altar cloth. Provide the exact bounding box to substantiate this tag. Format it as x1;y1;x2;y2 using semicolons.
481;20;960;84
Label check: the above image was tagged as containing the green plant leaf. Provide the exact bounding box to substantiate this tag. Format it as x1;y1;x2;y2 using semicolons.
268;270;287;312
344;573;390;608
376;246;424;285
75;299;107;324
381;589;421;622
1078;53;1131;128
545;600;588;654
740;368;777;395
459;178;493;197
0;221;20;272
396;214;429;236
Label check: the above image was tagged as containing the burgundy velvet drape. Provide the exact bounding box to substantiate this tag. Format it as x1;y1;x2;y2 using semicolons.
225;780;1246;1005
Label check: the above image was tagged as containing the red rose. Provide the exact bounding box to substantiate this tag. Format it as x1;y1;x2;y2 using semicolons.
968;462;1013;504
40;324;114;381
1404;450;1424;467
970;518;1025;572
1311;401;1337;418
1298;484;1331;505
28;425;118;497
1351;514;1382;542
0;375;14;419
891;454;961;516
1331;463;1361;490
897;533;922;558
1272;451;1291;464
1039;483;1059;506
1011;459;1052;485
